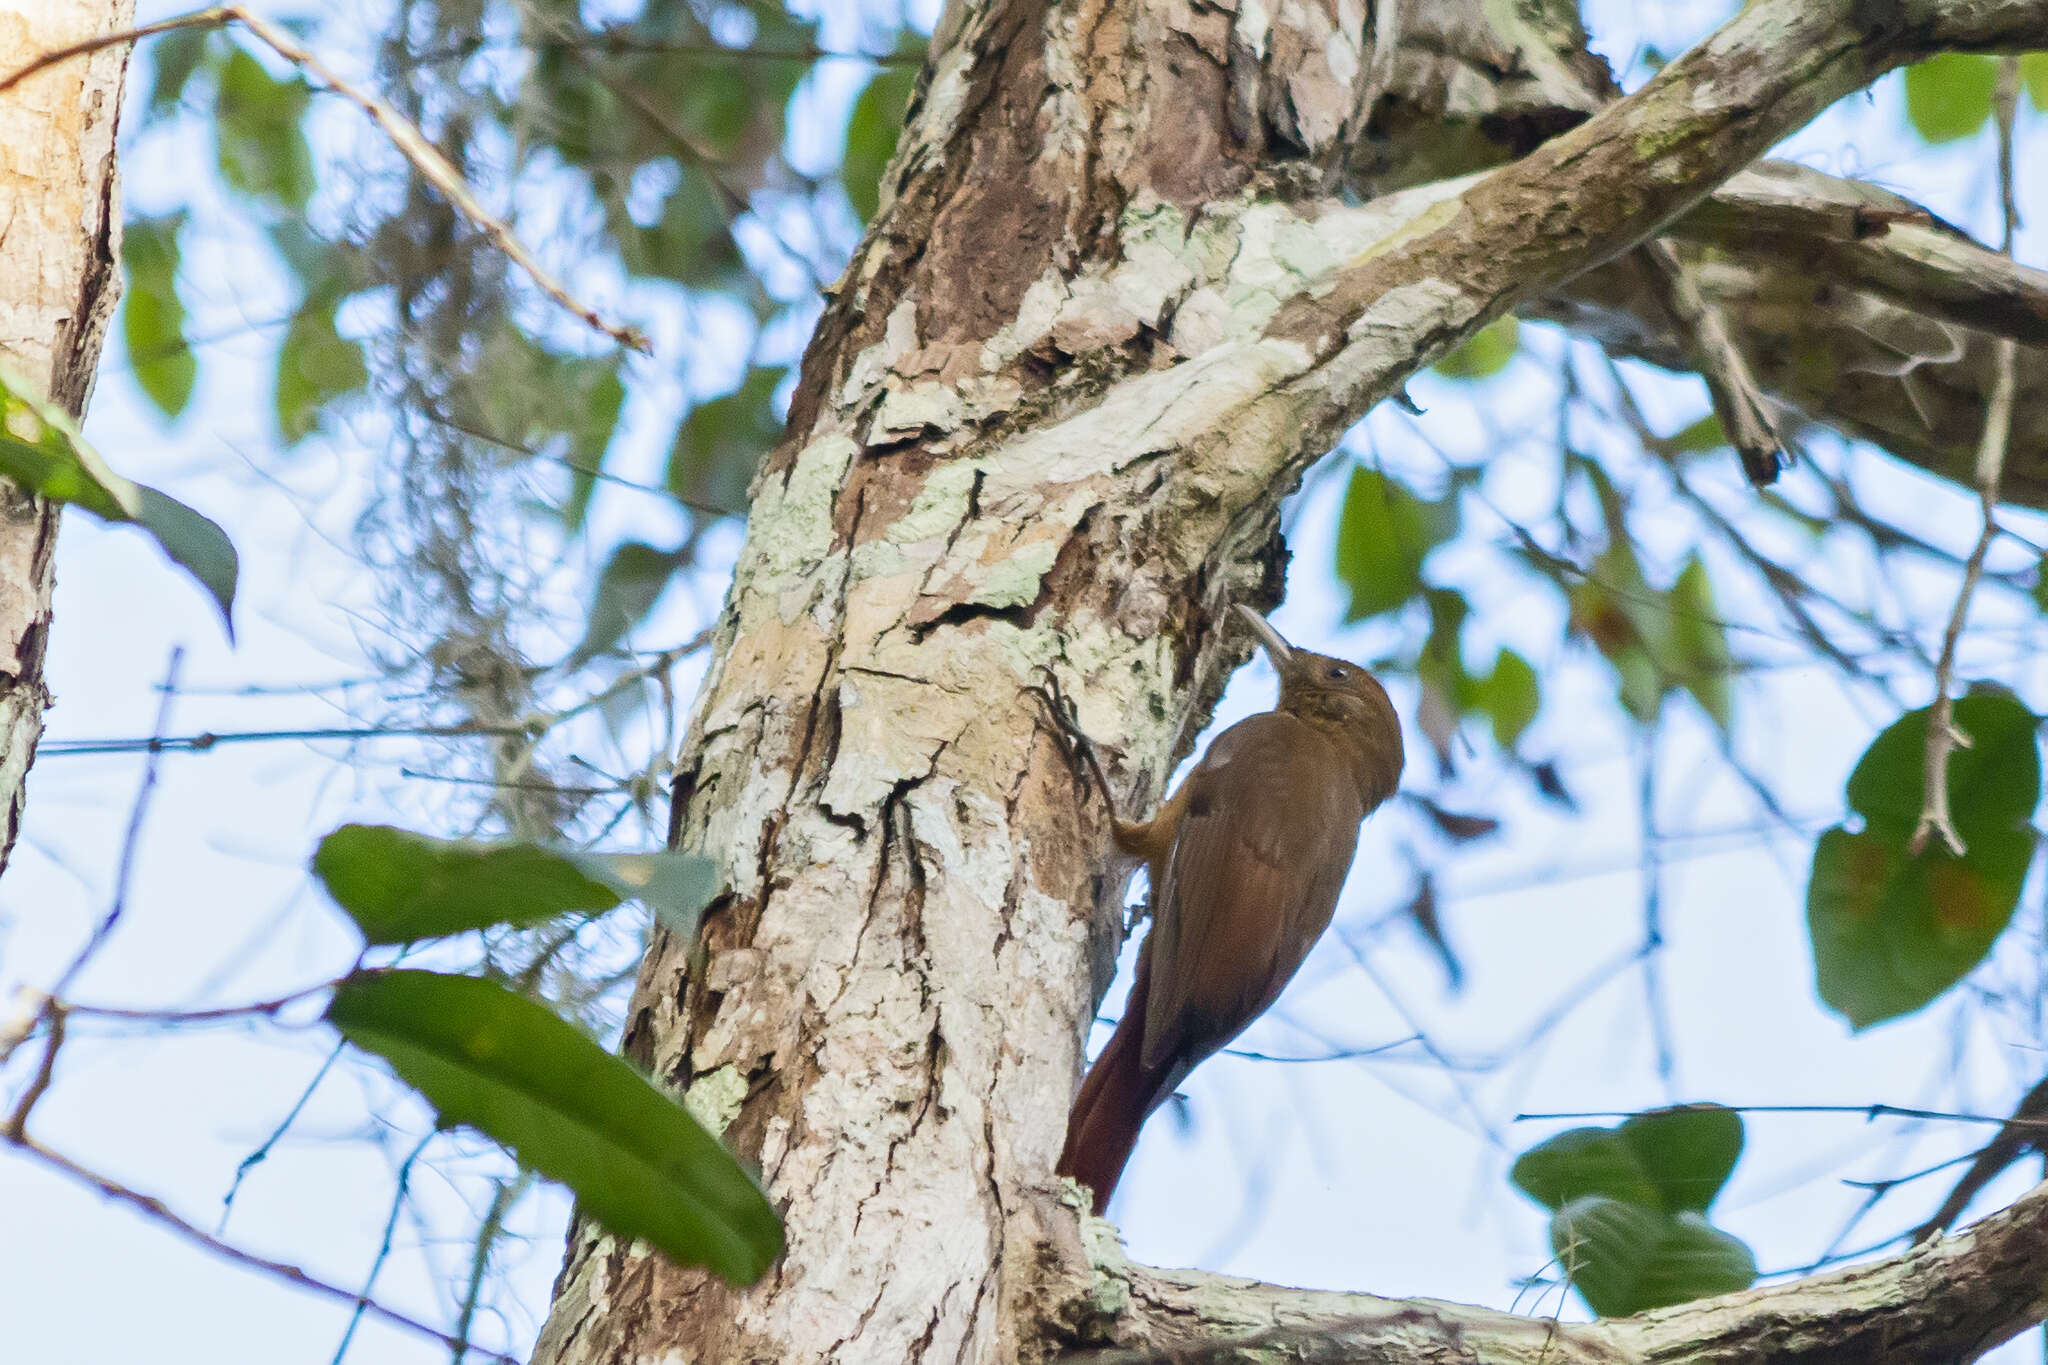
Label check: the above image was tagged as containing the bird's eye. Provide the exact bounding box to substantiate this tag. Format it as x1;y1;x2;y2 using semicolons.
1327;664;1346;680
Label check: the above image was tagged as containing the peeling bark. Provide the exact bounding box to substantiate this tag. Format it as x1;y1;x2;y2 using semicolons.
0;0;132;879
532;1;2048;1362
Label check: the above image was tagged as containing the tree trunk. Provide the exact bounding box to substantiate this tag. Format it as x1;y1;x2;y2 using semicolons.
532;1;2048;1360
0;0;131;875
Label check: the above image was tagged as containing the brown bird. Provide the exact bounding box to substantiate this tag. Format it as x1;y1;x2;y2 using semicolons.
1041;605;1404;1215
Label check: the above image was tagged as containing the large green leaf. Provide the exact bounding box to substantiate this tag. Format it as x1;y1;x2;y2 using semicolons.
146;27;213;121
1807;691;2040;1029
1550;1197;1757;1317
215;48;316;212
0;361;235;632
1513;1105;1743;1215
314;824;720;944
121;214;196;420
1334;467;1458;621
327;970;780;1282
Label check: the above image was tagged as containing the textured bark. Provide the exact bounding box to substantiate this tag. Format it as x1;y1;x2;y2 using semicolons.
0;0;131;876
532;2;2048;1362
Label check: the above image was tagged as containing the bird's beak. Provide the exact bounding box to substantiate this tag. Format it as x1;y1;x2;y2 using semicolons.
1233;605;1296;672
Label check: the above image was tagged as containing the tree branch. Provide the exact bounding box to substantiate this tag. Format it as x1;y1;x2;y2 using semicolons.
1036;1175;2048;1363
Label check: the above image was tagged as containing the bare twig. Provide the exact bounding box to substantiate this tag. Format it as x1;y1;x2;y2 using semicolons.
331;1132;436;1365
221;1039;346;1231
0;7;647;352
43;720;535;757
1634;240;1785;485
56;652;178;978
1909;58;2022;859
1914;1069;2048;1243
3;1135;517;1363
3;1007;65;1139
1517;1103;2048;1130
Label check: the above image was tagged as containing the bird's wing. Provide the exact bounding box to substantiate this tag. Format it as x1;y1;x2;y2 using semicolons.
1139;712;1365;1072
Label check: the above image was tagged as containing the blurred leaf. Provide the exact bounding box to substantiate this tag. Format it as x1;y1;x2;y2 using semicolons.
562;367;627;533
668;368;784;515
1334;468;1458;621
1807;690;2040;1029
215;48;316;211
2034;555;2048;616
617;165;745;288
844;65;917;223
276;296;368;444
570;540;688;666
1550;1197;1756;1317
1669;557;1733;731
327;970;780;1283
1409;794;1500;843
1903;53;1998;144
121;214;196;419
2026;53;2048;111
1516;1108;1753;1316
1513;1105;1742;1215
315;824;721;945
1434;316;1519;381
1472;647;1540;750
1665;413;1726;453
1405;876;1462;991
146;27;213;120
0;360;236;633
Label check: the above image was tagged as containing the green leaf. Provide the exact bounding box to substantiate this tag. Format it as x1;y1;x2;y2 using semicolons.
146;27;213;120
667;368;784;516
314;824;721;945
1668;557;1733;732
1903;53;1998;144
1333;467;1458;621
275;296;368;443
0;360;235;632
1807;691;2040;1029
121;214;196;419
844;65;917;223
1472;648;1539;750
1550;1197;1757;1317
562;367;626;533
1434;316;1519;381
569;540;687;667
327;970;779;1282
215;48;316;211
1513;1105;1743;1215
1665;413;1726;454
2034;554;2048;617
2024;53;2048;112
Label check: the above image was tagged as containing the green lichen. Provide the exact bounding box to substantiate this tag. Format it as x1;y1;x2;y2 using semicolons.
683;1065;748;1137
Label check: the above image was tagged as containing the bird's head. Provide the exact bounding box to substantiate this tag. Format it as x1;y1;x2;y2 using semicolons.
1235;604;1405;808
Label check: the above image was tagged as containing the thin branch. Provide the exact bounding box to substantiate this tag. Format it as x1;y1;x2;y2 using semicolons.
220;1039;346;1232
331;1132;436;1365
0;7;647;352
3;1007;64;1139
1909;58;2021;860
1914;1069;2048;1243
42;721;536;757
4;1135;517;1364
1516;1103;2048;1130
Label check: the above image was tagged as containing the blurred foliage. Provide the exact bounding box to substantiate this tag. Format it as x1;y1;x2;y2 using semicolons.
1514;1106;1755;1316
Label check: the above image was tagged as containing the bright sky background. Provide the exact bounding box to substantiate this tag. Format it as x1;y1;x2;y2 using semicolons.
3;1;2046;1361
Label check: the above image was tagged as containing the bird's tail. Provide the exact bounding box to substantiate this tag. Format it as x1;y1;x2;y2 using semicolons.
1055;959;1178;1215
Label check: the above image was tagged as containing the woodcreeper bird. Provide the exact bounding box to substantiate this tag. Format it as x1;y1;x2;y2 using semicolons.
1039;605;1404;1214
